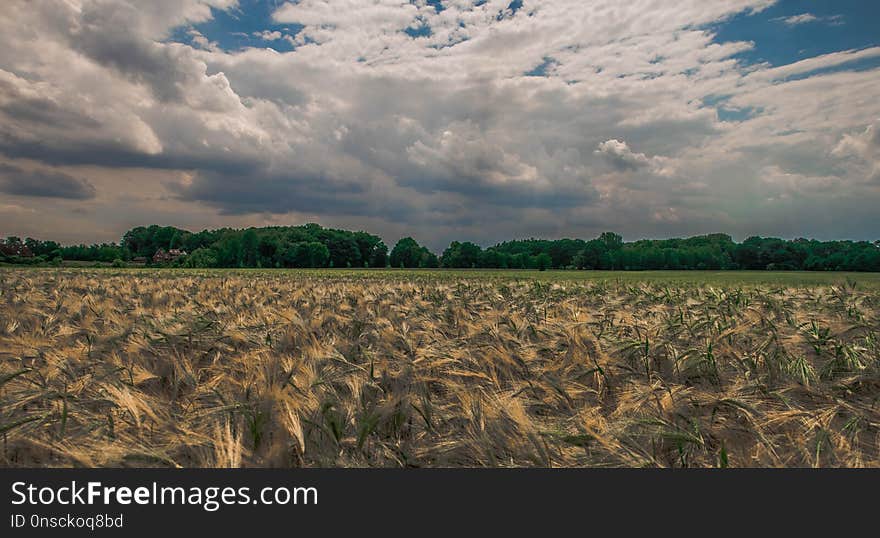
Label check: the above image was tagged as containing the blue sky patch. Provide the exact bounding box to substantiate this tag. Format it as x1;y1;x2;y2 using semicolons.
702;1;880;120
717;105;762;123
167;0;302;52
425;0;446;13
711;0;880;68
405;21;433;38
525;57;556;77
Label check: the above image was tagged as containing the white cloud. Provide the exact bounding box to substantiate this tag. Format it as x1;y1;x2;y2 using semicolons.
595;139;677;178
773;13;844;27
775;13;818;26
188;29;219;51
833;120;880;182
408;121;541;188
746;47;880;82
760;165;843;198
255;30;283;41
596;139;652;171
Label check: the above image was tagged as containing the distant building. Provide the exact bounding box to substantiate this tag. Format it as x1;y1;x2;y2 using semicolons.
131;256;148;265
0;243;34;257
152;248;187;263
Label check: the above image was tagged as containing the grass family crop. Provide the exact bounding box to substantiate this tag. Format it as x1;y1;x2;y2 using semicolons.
1;269;878;467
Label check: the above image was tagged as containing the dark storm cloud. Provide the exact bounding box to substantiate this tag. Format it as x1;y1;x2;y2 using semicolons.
0;163;96;199
400;174;595;209
61;1;210;104
0;137;260;175
0;96;102;131
173;169;393;217
338;124;597;209
171;167;490;227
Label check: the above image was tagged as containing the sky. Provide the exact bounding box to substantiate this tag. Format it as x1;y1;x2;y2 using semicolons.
0;1;878;250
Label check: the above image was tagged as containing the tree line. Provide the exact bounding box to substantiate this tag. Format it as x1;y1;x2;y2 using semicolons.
2;226;879;271
123;223;388;269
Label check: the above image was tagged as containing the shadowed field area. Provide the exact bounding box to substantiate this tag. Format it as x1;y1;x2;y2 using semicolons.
1;269;879;467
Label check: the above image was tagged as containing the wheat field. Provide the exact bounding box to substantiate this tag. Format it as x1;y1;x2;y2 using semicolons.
1;269;878;467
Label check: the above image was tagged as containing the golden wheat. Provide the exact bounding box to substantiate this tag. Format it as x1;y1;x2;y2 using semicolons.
1;270;878;467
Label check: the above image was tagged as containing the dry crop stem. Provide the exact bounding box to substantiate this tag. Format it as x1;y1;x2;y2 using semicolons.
1;269;878;467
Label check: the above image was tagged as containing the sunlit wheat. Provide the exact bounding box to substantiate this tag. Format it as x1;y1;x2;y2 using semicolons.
1;269;878;467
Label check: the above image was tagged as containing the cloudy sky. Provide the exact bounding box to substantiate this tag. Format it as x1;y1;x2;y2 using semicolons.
0;0;878;249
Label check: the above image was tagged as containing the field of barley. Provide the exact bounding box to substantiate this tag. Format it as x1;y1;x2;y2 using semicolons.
1;268;879;467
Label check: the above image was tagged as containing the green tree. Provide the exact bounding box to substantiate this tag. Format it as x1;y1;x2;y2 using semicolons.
441;241;482;268
183;248;218;268
390;237;428;268
419;250;440;268
305;242;330;267
329;235;361;268
599;232;623;251
535;252;552;271
370;242;389;268
239;229;259;267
